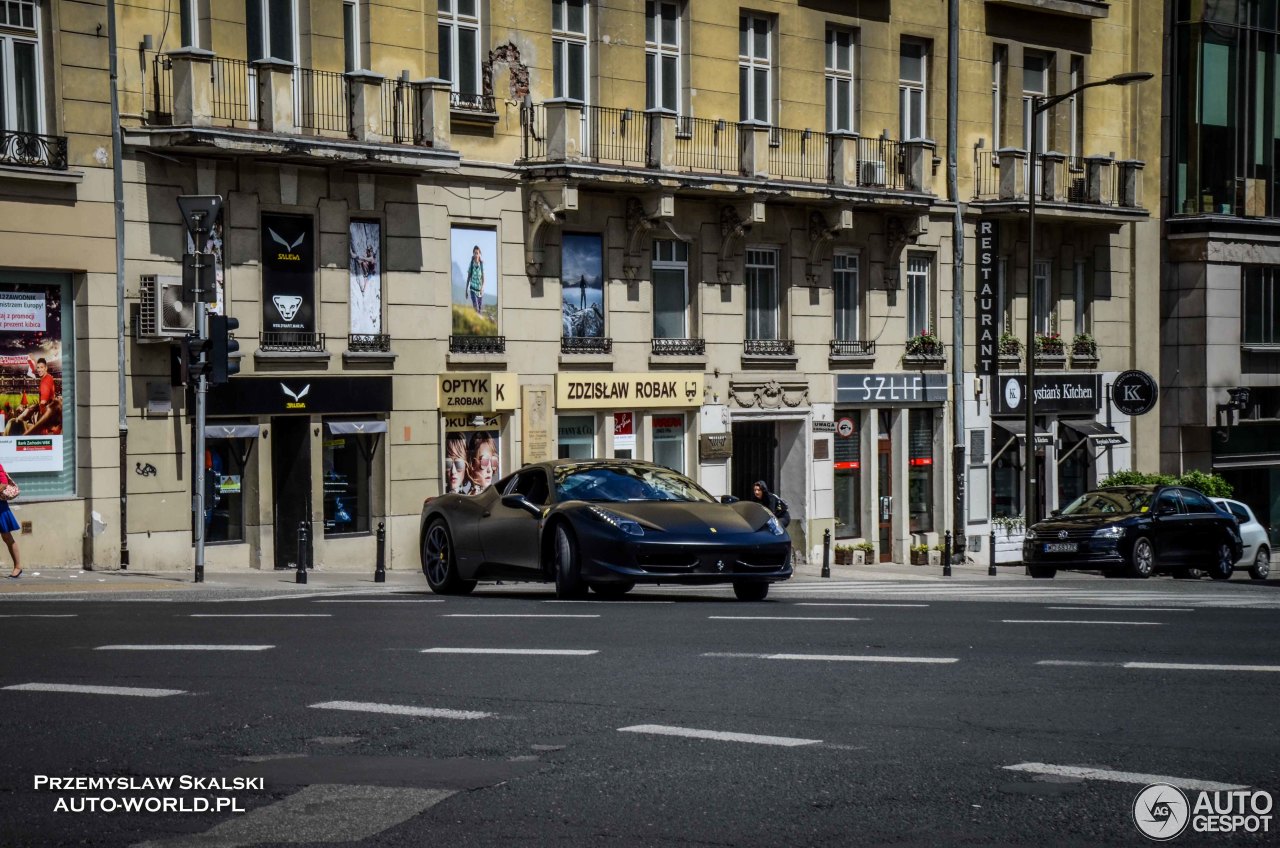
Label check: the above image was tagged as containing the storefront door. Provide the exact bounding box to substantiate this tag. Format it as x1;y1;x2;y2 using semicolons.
878;421;892;563
272;416;311;569
732;420;777;503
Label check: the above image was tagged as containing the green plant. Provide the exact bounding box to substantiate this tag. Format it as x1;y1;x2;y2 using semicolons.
1097;469;1233;499
910;543;929;554
853;541;875;553
1071;332;1098;356
905;328;943;356
992;515;1025;535
1173;470;1233;498
998;332;1023;356
1035;331;1064;354
834;544;855;553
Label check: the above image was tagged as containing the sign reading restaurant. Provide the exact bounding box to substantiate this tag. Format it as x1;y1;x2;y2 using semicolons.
556;373;704;410
975;218;999;377
437;373;518;412
836;373;948;405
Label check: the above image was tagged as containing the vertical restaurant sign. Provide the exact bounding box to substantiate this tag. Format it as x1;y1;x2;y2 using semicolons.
976;218;998;377
0;286;65;473
261;213;315;334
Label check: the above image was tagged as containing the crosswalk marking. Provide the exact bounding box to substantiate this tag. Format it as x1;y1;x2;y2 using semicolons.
310;700;492;719
619;724;821;747
4;683;186;697
1003;762;1247;792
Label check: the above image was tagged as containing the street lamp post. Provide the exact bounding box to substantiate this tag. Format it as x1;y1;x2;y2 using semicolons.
1024;71;1151;527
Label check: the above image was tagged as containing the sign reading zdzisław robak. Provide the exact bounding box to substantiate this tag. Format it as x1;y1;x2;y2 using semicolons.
556;373;704;409
836;373;948;405
975;218;999;377
261;213;315;335
994;374;1102;416
437;373;518;412
1111;369;1159;416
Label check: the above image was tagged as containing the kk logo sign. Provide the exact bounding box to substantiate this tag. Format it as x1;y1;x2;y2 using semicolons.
1112;370;1158;416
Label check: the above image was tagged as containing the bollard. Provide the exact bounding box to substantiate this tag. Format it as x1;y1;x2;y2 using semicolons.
295;519;308;584
374;521;386;583
821;528;831;579
988;528;998;576
943;530;952;577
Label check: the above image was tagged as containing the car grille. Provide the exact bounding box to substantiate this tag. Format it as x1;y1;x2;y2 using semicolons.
636;551;698;572
1036;528;1099;541
634;546;789;574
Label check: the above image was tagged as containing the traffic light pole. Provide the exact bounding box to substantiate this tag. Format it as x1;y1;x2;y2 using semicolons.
193;299;208;583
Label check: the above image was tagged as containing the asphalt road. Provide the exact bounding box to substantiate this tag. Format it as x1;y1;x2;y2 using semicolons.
2;579;1278;847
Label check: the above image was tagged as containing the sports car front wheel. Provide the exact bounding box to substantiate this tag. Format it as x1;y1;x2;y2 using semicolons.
422;519;476;595
733;581;769;601
554;524;588;600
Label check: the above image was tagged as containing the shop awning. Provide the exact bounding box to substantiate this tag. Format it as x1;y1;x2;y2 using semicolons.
994;419;1052;446
204;424;261;439
325;420;388;435
1059;419;1127;447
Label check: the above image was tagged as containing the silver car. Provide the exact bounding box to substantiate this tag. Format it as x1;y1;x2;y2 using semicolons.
1212;498;1271;580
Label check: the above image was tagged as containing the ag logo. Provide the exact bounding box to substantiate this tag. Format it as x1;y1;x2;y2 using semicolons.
1004;378;1023;410
1132;783;1189;841
272;295;303;322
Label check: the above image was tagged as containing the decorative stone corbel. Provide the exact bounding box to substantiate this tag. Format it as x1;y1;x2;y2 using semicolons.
623;194;677;280
728;378;810;410
717;202;766;283
806;208;853;285
526;191;561;277
882;213;926;289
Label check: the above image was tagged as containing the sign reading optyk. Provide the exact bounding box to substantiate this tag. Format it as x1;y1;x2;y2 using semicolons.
975;218;999;377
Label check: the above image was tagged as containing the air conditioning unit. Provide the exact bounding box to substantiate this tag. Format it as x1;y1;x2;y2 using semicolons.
137;275;195;341
859;159;886;186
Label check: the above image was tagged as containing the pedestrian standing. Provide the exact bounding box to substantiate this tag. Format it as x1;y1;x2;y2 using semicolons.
0;462;22;578
750;480;790;528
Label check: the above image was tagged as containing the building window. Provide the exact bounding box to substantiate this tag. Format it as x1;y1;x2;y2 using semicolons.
998;257;1013;336
908;409;935;533
1023;51;1049;156
739;13;772;123
323;427;373;536
645;1;681;113
833;251;860;341
1073;259;1090;336
825;27;855;133
343;0;362;72
834;409;861;539
552;0;589;103
0;0;42;135
1243;266;1280;345
899;38;927;140
179;0;200;49
992;44;1006;147
906;252;932;337
652;239;688;339
438;0;481;97
1069;55;1084;160
205;437;247;544
652;414;685;474
745;247;779;340
246;0;297;63
1033;259;1053;335
558;414;596;459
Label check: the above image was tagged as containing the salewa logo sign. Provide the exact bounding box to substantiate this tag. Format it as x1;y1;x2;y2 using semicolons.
281;383;310;410
272;295;303;323
268;228;305;261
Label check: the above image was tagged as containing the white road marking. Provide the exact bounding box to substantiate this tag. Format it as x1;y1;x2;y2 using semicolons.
1000;619;1165;626
314;599;444;604
797;602;929;608
1125;661;1280;673
704;651;958;664
95;644;275;651
4;683;186;697
189;614;332;618
0;614;77;618
546;600;674;604
707;616;866;622
310;700;492;720
441;614;600;619
420;648;598;656
1045;606;1193;612
1003;763;1248;792
1036;660;1114;667
619;724;821;747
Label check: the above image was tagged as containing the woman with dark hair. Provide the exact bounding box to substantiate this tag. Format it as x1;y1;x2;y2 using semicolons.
443;432;468;494
466;245;485;314
750;480;790;528
464;432;499;494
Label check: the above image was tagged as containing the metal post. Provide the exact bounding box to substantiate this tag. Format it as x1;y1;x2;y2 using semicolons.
295;520;308;584
1025;97;1040;533
1104;382;1115;477
191;217;209;585
943;530;952;577
989;525;997;576
375;521;386;583
947;0;966;572
821;528;831;578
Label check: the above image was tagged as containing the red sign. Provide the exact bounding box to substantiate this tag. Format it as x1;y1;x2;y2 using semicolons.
834;461;861;470
614;411;634;436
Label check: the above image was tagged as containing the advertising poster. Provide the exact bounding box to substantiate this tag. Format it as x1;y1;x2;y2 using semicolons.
442;415;501;496
561;233;604;337
0;286;65;473
348;220;382;335
186;218;225;315
261;213;315;336
450;226;499;337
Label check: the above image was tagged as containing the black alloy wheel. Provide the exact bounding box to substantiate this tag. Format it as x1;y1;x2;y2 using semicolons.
1127;537;1155;579
422;519;476;595
1209;542;1235;580
733;581;769;601
554;524;588;599
1250;547;1270;580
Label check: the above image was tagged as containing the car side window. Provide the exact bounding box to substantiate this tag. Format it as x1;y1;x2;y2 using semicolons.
511;469;550;505
1228;503;1250;523
1154;491;1183;515
1179;489;1215;514
495;473;517;495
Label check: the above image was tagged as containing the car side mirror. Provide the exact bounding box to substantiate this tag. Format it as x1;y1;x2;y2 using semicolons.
720;495;739;504
501;493;542;517
1051;509;1061;517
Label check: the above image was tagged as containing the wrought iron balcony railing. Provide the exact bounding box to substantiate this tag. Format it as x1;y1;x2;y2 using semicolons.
260;331;326;352
561;336;613;354
297;67;350;135
744;339;796;356
449;335;505;354
651;338;706;356
0;129;68;170
830;339;876;358
347;333;391;353
451;91;496;113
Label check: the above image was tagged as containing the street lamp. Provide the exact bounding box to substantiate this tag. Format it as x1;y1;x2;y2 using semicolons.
1024;71;1152;527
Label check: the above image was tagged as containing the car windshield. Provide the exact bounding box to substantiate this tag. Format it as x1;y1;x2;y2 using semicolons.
554;465;715;504
1059;489;1152;516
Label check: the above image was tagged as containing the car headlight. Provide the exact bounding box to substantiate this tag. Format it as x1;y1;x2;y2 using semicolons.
588;506;644;536
765;516;787;536
1093;526;1125;539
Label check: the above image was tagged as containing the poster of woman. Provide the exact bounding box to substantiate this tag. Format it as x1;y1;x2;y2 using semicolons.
450;227;499;337
0;284;65;472
349;220;382;335
441;417;501;496
561;233;604;337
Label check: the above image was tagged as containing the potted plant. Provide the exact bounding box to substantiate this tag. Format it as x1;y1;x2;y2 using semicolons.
929;543;945;566
854;540;875;564
1071;332;1098;358
833;544;855;565
909;543;929;565
998;332;1023;359
1034;331;1065;357
905;328;943;358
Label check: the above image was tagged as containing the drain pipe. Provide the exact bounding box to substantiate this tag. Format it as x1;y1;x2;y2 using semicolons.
108;0;129;568
948;0;966;567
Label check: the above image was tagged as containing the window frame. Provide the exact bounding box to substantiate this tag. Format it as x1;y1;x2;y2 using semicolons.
1072;259;1090;336
438;0;482;97
825;26;856;133
992;43;1007;148
651;239;689;339
738;13;774;124
744;246;780;340
1242;265;1280;345
0;0;45;136
906;252;932;337
898;38;928;141
833;249;861;341
1033;259;1053;335
179;0;201;49
552;0;590;104
246;0;300;64
1069;55;1084;161
343;0;364;72
1022;50;1050;157
645;0;683;114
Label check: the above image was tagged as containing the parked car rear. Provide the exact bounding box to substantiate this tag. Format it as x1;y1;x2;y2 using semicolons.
1211;498;1271;579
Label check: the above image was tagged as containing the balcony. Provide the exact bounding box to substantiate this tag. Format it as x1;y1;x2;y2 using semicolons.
260;331;326;352
0;129;68;171
449;335;505;355
651;338;706;356
561;336;613;354
972;147;1146;218
829;339;876;364
136;50;458;170
347;333;391;352
903;336;946;369
519;101;935;199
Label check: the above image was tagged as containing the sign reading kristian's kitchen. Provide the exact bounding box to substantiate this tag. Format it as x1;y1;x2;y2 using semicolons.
556;373;704;410
261;213;315;336
994;374;1102;416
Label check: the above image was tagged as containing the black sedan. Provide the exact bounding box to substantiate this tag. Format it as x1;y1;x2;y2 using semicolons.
419;459;793;600
1022;485;1243;579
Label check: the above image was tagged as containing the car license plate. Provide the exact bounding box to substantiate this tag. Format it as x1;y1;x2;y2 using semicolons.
1043;542;1078;553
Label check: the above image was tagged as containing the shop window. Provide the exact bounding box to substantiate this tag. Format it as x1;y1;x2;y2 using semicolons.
323;421;383;535
205;436;252;544
443;423;501;495
1057;435;1088;509
834;410;861;538
612;411;636;459
558;414;595;459
992;428;1021;518
652;414;684;474
908;409;934;533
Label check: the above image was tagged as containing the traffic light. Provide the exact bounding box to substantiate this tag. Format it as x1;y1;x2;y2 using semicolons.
169;340;189;387
209;314;240;385
183;334;211;381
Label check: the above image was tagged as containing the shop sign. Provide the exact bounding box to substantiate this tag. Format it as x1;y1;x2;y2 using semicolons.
975;218;999;376
836;373;947;405
994;374;1102;416
813;420;836;433
699;433;733;460
521;385;553;464
437;372;517;412
261;213;315;334
613;411;636;452
653;416;684;439
443;413;502;432
557;372;703;410
207;376;392;416
1111;370;1159;416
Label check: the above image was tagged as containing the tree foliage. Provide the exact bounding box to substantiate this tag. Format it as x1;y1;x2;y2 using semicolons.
1099;469;1232;498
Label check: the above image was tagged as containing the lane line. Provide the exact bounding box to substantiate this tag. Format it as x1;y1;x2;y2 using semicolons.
1125;661;1280;673
796;602;929;608
1000;619;1164;626
704;651;958;664
1036;660;1114;667
1045;606;1194;613
4;683;186;697
707;616;865;621
619;724;821;747
420;647;598;656
95;644;275;651
0;614;77;618
189;614;331;618
546;600;674;604
1003;762;1248;792
441;614;600;619
310;700;492;720
314;599;444;604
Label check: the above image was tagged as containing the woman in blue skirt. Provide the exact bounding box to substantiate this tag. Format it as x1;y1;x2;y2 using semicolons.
0;462;21;578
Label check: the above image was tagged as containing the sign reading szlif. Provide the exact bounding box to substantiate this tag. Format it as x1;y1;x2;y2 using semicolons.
976;218;999;376
1111;370;1159;416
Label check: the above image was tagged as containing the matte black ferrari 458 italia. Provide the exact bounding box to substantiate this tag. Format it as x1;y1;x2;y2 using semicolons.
419;459;793;600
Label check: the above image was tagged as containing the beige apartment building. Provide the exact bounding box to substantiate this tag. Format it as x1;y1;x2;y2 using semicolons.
92;0;1161;572
0;0;120;567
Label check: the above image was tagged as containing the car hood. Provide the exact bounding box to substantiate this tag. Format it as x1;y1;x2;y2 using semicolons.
1031;514;1134;532
586;501;775;535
